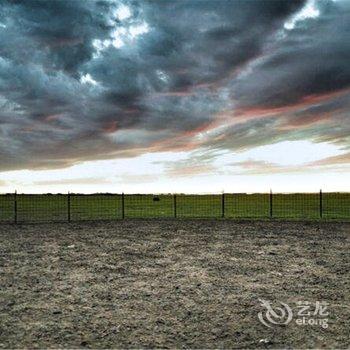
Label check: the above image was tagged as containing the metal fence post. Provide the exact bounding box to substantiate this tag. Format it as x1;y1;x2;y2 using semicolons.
319;189;323;218
269;189;273;218
221;192;225;218
68;192;71;222
14;190;17;224
173;194;177;218
121;192;125;219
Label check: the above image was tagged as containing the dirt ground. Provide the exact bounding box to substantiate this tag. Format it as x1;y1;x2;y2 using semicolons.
0;220;349;349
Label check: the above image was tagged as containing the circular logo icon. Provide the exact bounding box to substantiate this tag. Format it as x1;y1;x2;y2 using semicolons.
258;299;293;328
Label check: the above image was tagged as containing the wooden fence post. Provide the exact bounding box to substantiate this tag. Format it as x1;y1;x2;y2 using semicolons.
14;190;17;224
269;189;273;218
173;194;177;218
221;192;225;218
319;189;323;219
121;192;125;219
68;192;71;222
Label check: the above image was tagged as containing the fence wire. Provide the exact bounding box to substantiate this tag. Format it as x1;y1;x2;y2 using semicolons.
70;194;122;221
0;192;349;223
272;193;320;219
176;194;222;218
225;193;270;218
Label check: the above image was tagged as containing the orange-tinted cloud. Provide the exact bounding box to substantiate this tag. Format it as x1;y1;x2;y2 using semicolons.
102;121;118;133
44;114;62;122
166;164;215;177
278;113;333;130
308;152;350;166
230;159;297;175
233;88;350;120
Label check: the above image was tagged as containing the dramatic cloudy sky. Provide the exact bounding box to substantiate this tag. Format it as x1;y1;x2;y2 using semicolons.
0;0;349;193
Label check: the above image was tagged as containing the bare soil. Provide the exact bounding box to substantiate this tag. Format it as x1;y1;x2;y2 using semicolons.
0;220;349;349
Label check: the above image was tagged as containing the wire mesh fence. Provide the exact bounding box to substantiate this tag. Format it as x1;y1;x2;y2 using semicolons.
124;194;174;218
176;194;222;218
272;193;320;219
0;191;349;223
70;194;123;221
224;193;270;218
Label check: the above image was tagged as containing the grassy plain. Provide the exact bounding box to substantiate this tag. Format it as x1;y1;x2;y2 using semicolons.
0;193;349;223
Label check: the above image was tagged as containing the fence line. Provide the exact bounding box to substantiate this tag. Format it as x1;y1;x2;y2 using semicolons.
121;192;125;219
67;192;71;222
174;194;177;218
0;191;349;223
14;190;17;224
270;190;273;218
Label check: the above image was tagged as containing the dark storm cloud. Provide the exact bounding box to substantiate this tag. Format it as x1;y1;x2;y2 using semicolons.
198;0;350;160
232;0;350;109
0;0;113;72
1;0;349;172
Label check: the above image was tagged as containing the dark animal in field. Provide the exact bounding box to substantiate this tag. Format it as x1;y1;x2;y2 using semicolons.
153;196;160;201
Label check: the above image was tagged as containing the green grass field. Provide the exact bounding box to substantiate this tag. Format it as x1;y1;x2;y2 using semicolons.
0;193;349;223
